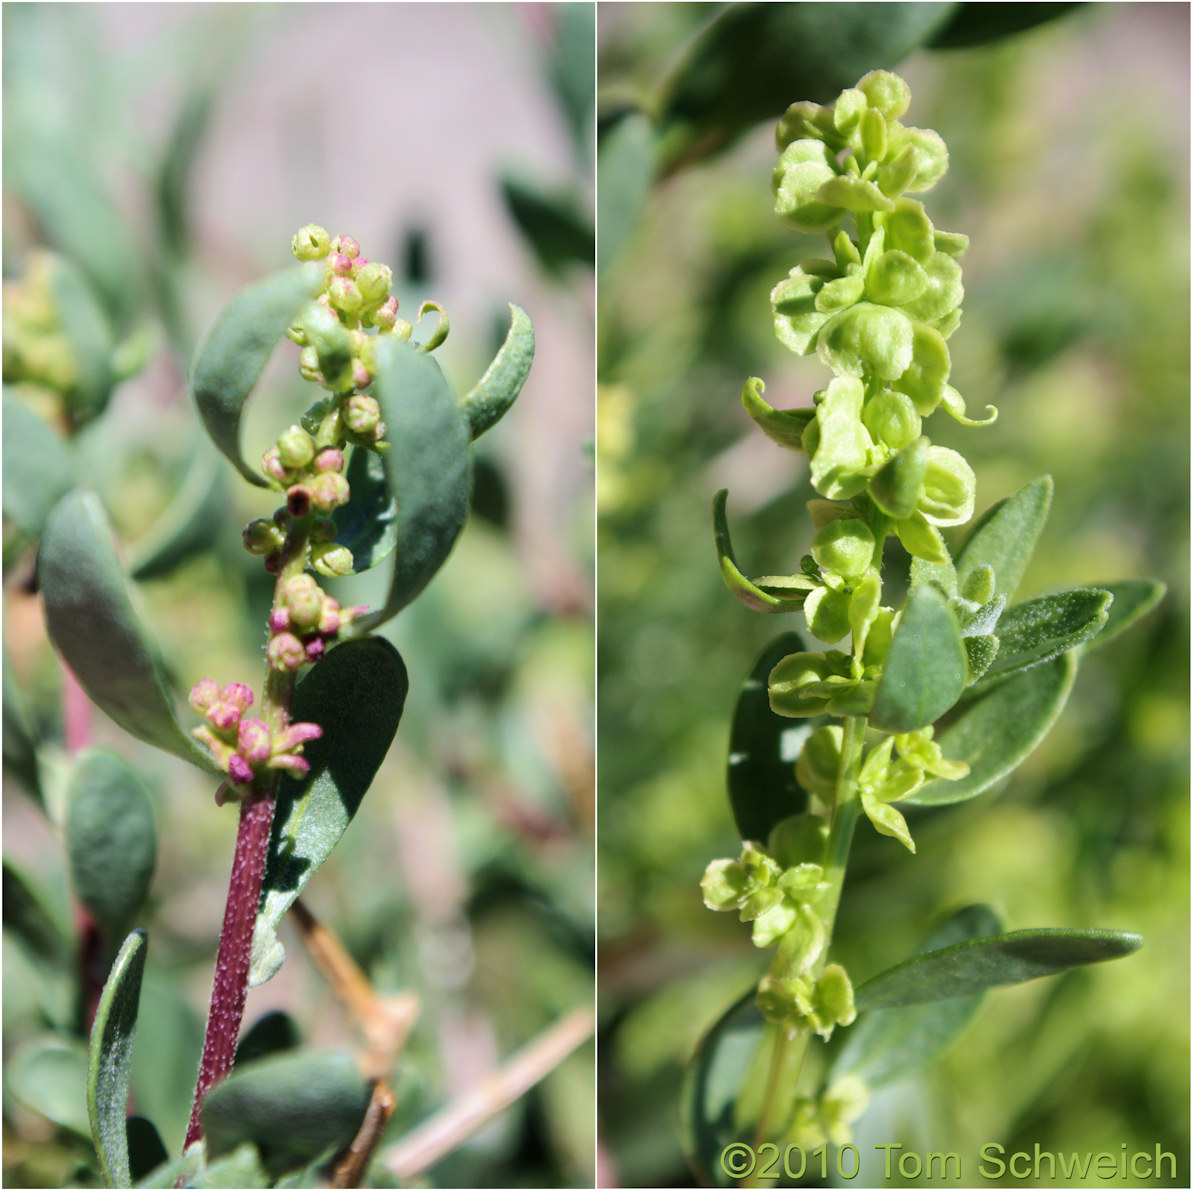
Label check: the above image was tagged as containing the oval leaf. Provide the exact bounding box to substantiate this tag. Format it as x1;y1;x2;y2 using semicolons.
8;1035;91;1136
597;110;655;274
51;253;116;426
330;446;397;574
955;475;1052;604
88;929;148;1189
201;1051;371;1178
460;304;534;440
728;632;812;842
351;341;471;634
907;652;1076;806
3;646;45;806
681;989;775;1187
66;749;157;943
870;586;967;733
190;264;323;488
250;637;407;985
38;490;221;774
855;926;1143;1010
981;587;1110;681
2;389;74;539
828;905;999;1088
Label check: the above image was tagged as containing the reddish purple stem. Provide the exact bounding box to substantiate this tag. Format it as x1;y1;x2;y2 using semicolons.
183;791;276;1149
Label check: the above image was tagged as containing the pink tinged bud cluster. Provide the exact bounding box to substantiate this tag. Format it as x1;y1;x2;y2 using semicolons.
266;573;366;670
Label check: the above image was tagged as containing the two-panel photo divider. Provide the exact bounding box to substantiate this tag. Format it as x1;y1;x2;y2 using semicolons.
0;4;1187;1189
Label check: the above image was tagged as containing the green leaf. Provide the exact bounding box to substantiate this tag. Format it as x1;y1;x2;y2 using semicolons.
88;930;148;1188
132;1145;203;1189
65;749;157;943
982;587;1111;681
870;586;967;733
38;490;221;774
500;175;594;278
190;264;324;488
1084;578;1166;653
740;376;814;451
855;926;1143;1010
330;447;397;574
656;2;955;166
955;475;1052;604
728;633;815;843
7;1034;91;1136
597;109;655;274
2;390;74;539
235;1011;301;1066
127;445;227;581
351;341;471;634
250;638;407;986
907;653;1076;807
51;254;116;425
928;2;1081;48
713;490;812;613
459;304;535;441
192;1144;270;1189
126;1118;167;1187
3;857;72;964
680;989;774;1187
3;646;45;806
201;1051;371;1179
828;905;1000;1087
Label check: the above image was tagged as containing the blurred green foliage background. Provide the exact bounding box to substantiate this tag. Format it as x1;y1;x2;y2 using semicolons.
3;5;593;1187
597;4;1188;1186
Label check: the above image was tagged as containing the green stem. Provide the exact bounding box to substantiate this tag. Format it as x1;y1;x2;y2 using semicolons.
745;716;865;1158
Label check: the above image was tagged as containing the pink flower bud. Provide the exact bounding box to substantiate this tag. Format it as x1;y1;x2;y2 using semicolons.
305;637;326;662
287;484;313;518
351;359;372;389
228;754;255;785
269;608;291;634
192;726;234;767
238;717;273;764
314;448;345;474
283;574;324;629
262;446;291;484
318;598;341;635
222;684;254;712
332;234;360;259
214;782;234;807
328;277;364;318
207;701;242;734
327;252;354;278
268;753;310;777
372;296;399;330
189;678;221;713
274;721;324;752
310;471;350;513
264;553;282;575
268;632;308;673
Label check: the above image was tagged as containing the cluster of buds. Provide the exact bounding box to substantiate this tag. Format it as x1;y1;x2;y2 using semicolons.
786;1077;869;1148
702;815;856;1040
189;679;322;800
265;574;365;673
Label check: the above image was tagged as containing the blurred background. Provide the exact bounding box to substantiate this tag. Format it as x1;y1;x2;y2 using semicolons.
3;4;594;1187
596;3;1188;1186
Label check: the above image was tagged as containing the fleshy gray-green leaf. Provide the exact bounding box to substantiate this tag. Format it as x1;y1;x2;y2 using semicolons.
190;264;323;488
350;341;471;634
127;445;226;581
1083;578;1166;653
680;989;772;1187
250;638;407;986
200;1051;371;1179
728;632;812;842
88;929;148;1188
191;1143;270;1189
907;652;1076;807
235;1011;301;1066
460;304;534;440
955;475;1052;604
980;587;1110;682
870;586;967;733
855;926;1143;1010
4;857;72;964
51;253;116;425
828;905;1000;1088
331;447;397;574
38;490;221;774
7;1034;91;1136
3;646;45;806
597;109;655;274
66;749;157;943
2;389;74;539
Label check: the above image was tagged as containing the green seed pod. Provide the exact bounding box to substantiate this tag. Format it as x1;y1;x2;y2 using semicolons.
862;389;920;449
869;434;930;520
804;585;853;643
700;859;748;911
811;518;874;579
773;139;842;235
795;726;843;799
277;424;316;471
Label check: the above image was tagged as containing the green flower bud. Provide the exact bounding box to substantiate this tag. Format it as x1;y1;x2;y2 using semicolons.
310;470;350;513
298;346;321;382
312;542;354;578
749;893;799;949
309;517;338;544
282;574;324;630
390;318;413;341
811;963;856;1038
277;424;316;471
343;394;381;436
327;277;364;318
811;518;874;579
242;518;283;555
331;234;360;260
267;632;307;673
291;224;331;261
355;262;392;305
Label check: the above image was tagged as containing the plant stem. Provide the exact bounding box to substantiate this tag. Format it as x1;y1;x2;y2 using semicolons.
182;786;277;1149
745;715;866;1163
